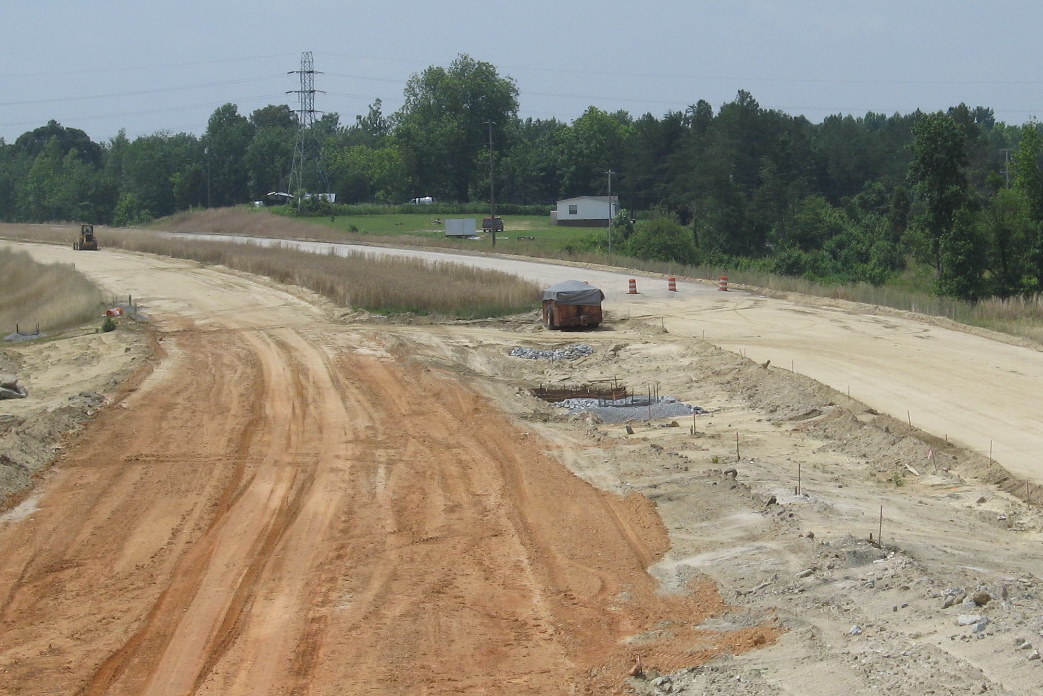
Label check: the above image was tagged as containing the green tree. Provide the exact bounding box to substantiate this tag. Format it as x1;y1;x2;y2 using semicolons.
13;120;103;168
624;216;698;264
112;192;152;226
122;132;201;218
908;112;969;270
774;194;846;251
499;117;566;204
393;54;519;201
620;112;689;211
937;207;986;299
0;139;22;220
985;188;1032;296
555;107;631;196
245;126;294;199
887;186;911;243
341;99;390;147
250;104;296;131
1012;121;1043;221
204;103;254;206
17;139;97;221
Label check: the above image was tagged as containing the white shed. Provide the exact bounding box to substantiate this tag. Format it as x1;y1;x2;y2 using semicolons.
553;196;618;227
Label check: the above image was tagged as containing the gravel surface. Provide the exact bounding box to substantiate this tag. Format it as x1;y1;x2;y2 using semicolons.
509;344;595;361
557;395;705;423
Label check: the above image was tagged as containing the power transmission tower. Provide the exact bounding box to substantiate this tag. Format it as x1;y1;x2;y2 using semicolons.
287;51;330;204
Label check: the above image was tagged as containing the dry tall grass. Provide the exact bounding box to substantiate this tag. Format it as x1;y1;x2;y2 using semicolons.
0;247;105;334
159;208;334;240
7;218;1043;342
105;230;539;319
0;223;540;318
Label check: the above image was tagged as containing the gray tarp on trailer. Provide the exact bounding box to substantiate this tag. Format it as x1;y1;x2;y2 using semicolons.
541;280;604;306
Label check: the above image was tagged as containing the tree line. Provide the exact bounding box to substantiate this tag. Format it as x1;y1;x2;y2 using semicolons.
2;53;1042;301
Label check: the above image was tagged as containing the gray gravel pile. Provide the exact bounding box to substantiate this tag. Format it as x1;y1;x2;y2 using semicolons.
4;332;48;343
557;395;705;423
509;344;594;361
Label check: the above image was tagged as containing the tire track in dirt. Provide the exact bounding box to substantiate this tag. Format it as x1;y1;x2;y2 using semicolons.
0;249;782;695
77;329;297;696
0;330;258;695
122;328;330;696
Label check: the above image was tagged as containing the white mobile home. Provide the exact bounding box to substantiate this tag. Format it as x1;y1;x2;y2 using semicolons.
553;196;618;227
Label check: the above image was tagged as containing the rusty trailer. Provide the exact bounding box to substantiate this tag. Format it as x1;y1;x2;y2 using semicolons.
541;280;604;330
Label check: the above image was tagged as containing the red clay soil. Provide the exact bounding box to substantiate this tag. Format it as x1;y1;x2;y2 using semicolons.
0;324;778;695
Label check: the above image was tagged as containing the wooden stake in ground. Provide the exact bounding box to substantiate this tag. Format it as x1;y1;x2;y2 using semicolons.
736;431;740;461
797;461;801;496
878;506;883;545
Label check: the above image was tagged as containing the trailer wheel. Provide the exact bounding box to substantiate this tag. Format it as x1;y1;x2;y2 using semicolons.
544;311;555;330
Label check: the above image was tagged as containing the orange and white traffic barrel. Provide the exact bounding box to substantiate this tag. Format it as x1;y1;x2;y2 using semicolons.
628;278;638;294
718;275;729;291
668;276;677;292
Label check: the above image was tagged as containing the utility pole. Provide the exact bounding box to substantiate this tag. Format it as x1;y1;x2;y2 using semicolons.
204;145;211;208
1001;148;1014;187
486;120;496;247
287;51;330;210
605;169;616;254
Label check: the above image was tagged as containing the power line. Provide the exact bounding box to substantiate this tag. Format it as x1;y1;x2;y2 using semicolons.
0;53;298;80
0;75;283;107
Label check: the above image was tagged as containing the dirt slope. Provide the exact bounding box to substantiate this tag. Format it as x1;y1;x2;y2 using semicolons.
0;242;774;695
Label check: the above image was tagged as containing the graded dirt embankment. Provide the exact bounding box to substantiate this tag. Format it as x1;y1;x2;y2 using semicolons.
7;230;1043;695
0;240;775;695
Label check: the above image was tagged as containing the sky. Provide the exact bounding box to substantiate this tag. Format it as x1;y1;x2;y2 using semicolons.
3;0;1043;144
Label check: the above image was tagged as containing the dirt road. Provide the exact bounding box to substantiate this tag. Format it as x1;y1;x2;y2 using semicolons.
170;233;1043;487
0;244;775;695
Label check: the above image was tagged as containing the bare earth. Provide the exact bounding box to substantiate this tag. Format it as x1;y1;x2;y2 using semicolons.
2;230;1043;695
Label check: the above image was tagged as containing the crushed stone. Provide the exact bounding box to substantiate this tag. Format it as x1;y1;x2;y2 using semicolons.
509;344;594;361
557;395;705;423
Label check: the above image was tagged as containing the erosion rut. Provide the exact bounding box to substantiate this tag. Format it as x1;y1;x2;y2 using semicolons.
0;284;775;694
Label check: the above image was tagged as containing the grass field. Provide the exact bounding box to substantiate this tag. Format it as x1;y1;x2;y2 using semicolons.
0;247;105;334
269;209;600;255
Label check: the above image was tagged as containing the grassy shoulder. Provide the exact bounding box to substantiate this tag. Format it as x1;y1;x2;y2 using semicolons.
0;246;106;334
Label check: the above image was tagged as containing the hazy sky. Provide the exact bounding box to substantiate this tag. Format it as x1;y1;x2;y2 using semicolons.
4;1;1042;144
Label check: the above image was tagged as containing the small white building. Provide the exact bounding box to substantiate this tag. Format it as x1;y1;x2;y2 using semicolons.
552;196;618;227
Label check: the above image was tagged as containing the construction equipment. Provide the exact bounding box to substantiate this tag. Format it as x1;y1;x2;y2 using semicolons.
74;224;99;251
